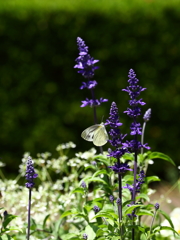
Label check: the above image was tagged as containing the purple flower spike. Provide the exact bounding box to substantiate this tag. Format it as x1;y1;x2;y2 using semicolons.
122;69;150;152
25;156;38;189
74;37;99;79
106;102;128;159
108;162;132;174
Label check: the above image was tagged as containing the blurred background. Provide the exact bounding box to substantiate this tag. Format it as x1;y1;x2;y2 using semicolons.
0;0;180;183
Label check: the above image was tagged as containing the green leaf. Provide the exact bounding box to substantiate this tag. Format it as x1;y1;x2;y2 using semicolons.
85;225;96;240
2;214;17;229
87;177;107;185
92;169;108;177
43;214;50;229
94;155;110;166
154;226;178;235
136;193;150;202
148;152;175;166
60;209;78;219
136;209;154;217
158;209;174;229
84;165;96;171
146;176;161;184
124;204;142;215
91;212;114;221
70;187;84;195
121;153;134;161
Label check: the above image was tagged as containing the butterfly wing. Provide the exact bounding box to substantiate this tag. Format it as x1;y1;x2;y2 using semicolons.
81;124;101;142
93;124;109;146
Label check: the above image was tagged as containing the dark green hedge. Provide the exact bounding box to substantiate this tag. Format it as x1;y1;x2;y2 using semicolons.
0;0;180;181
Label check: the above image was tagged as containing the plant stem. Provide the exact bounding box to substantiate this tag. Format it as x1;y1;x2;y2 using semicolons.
141;122;146;154
27;189;32;240
117;158;123;238
132;134;138;240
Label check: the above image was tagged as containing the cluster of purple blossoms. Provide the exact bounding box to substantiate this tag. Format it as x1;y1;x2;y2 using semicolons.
106;102;128;159
25;156;38;189
74;37;108;108
81;97;108;108
122;69;150;152
123;170;145;195
106;102;131;173
108;162;133;174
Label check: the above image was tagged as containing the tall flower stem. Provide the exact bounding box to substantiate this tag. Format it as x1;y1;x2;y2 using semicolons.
27;189;32;240
141;122;146;155
117;159;123;237
90;88;98;124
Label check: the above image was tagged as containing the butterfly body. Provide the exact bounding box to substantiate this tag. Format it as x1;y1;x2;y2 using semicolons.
81;122;109;146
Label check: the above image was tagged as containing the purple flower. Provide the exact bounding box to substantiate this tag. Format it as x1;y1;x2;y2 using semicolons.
116;198;121;205
74;37;108;110
122;69;150;152
81;181;87;188
109;195;114;203
80;80;98;90
93;205;100;214
123;170;145;194
123;139;150;152
74;37;99;79
83;233;88;239
25;156;38;189
108;162;133;174
81;98;108;107
154;203;160;210
143;108;151;122
91;161;97;166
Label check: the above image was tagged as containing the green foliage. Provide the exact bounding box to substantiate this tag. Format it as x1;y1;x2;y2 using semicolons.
0;0;180;181
0;143;179;239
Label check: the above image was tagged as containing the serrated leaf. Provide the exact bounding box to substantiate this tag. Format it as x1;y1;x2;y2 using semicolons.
148;152;175;166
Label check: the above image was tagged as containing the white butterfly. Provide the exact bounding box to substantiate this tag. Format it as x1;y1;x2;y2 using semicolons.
81;122;109;147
